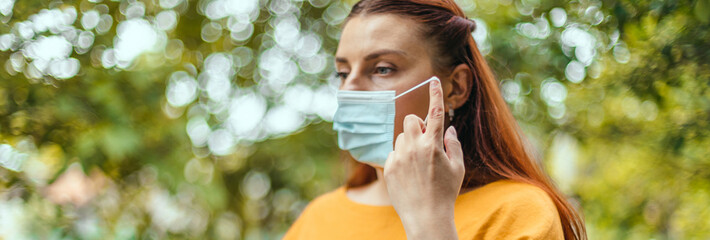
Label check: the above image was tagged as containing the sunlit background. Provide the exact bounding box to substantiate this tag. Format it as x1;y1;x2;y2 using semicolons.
0;0;708;239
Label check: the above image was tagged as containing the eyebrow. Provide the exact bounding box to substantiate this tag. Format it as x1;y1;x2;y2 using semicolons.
335;49;408;63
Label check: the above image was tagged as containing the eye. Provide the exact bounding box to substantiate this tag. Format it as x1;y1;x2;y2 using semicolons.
335;71;349;81
375;67;395;75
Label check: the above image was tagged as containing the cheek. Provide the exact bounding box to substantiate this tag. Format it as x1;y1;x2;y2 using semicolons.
392;89;431;142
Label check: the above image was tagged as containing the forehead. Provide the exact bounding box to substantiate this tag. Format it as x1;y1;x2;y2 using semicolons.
336;14;427;59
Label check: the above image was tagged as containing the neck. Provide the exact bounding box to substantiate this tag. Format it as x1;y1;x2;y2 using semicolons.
344;167;393;206
370;168;392;205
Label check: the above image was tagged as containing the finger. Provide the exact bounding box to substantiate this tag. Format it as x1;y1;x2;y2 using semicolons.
444;126;463;163
384;151;395;171
394;132;406;150
416;115;426;134
425;77;446;140
403;114;424;136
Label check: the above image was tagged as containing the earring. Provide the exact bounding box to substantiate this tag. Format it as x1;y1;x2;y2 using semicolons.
447;103;454;121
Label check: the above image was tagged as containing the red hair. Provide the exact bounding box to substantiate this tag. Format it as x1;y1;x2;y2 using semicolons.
341;0;586;239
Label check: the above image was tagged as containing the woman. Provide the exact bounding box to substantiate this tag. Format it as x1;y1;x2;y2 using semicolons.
284;0;586;239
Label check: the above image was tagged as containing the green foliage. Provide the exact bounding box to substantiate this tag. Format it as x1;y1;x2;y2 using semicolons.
0;0;707;239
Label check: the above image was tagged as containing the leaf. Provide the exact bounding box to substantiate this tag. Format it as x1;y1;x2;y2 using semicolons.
695;0;710;24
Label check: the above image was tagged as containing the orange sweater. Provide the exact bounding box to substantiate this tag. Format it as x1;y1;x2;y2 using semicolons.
283;180;563;240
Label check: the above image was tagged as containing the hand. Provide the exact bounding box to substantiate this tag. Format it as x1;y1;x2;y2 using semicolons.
383;78;465;239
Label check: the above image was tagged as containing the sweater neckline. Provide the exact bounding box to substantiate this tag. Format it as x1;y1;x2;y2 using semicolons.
336;179;510;211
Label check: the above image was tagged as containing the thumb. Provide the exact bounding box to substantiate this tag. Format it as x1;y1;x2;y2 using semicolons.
383;151;395;171
444;126;463;163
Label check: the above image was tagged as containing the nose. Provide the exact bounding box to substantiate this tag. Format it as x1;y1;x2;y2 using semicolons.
339;73;369;91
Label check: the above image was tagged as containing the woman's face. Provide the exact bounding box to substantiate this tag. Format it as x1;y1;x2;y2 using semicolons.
335;14;452;167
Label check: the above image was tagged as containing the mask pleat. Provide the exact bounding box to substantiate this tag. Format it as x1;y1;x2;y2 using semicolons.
333;102;394;124
347;141;394;163
337;130;393;149
332;122;389;134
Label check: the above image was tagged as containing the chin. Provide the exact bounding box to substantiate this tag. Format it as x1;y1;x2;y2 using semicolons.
366;163;384;169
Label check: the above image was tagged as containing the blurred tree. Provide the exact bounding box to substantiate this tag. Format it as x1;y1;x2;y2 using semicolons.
0;0;343;238
0;0;707;239
473;0;710;238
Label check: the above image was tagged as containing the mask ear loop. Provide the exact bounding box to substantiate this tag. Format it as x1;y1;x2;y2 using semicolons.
392;76;441;124
448;103;454;122
393;76;441;100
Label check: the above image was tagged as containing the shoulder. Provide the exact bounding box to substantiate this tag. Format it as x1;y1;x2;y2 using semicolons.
457;180;564;239
486;180;557;211
460;180;557;212
295;186;344;218
290;186;345;223
283;187;345;239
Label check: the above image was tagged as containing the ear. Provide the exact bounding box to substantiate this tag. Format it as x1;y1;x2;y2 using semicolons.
444;63;472;110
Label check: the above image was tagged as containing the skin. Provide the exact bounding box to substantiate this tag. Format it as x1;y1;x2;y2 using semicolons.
335;14;474;239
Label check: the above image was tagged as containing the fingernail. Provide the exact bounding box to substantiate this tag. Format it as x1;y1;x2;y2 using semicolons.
447;125;457;137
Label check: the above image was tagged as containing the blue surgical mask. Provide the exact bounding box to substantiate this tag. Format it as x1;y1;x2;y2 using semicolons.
332;76;441;167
